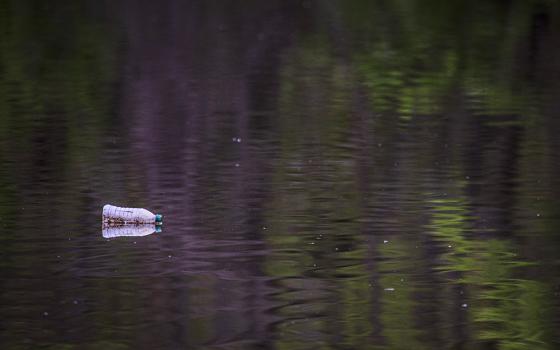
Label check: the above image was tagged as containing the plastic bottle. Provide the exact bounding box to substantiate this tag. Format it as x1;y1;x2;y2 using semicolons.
102;204;163;226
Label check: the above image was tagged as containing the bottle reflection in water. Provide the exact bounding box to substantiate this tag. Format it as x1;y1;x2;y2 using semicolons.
102;224;161;239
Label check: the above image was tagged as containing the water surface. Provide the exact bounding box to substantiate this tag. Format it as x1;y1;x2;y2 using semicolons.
1;1;560;349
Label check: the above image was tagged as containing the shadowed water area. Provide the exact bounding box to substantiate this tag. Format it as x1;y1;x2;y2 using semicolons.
1;1;560;349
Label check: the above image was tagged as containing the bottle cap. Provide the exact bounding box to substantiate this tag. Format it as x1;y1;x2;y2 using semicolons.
155;214;163;225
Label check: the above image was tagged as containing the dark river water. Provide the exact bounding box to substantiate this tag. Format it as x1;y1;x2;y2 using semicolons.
1;1;560;349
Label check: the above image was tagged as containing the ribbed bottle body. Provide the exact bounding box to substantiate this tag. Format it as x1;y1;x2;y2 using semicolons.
102;204;156;225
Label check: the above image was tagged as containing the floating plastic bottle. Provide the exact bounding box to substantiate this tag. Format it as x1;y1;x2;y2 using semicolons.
102;204;163;226
102;224;161;239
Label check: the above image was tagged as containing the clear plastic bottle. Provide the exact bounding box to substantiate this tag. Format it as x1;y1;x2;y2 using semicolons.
102;204;163;226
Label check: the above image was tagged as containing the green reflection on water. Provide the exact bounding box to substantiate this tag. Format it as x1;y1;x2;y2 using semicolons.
0;1;118;215
264;0;560;347
339;0;551;121
430;198;555;349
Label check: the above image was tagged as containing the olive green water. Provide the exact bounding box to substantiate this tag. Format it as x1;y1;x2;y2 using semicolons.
1;1;560;349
